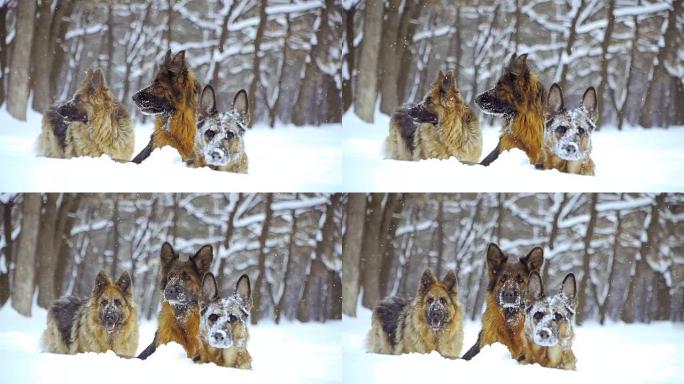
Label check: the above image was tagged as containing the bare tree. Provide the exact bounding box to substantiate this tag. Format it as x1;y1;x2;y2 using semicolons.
7;0;37;120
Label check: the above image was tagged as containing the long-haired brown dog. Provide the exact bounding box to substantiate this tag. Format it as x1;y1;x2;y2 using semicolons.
131;50;200;163
462;243;544;361
476;54;545;166
384;70;482;163
137;242;213;361
36;68;134;161
41;271;138;357
367;269;464;359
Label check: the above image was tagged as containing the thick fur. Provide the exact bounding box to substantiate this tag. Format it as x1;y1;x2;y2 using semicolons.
137;242;213;360
36;68;134;161
199;273;252;369
41;271;138;357
477;54;545;166
367;269;464;358
542;83;597;176
132;50;200;163
523;272;577;370
462;244;544;361
190;85;249;173
384;70;482;162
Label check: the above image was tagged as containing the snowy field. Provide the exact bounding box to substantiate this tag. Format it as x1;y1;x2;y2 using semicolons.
0;108;342;192
343;110;684;192
0;304;341;384
343;307;684;384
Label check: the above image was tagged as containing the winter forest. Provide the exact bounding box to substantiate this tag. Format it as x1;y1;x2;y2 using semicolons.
342;193;684;324
0;0;342;126
345;0;684;129
0;193;343;323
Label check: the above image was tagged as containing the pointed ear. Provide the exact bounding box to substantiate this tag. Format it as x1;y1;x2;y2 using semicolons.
419;269;437;295
486;243;507;273
200;85;217;116
581;87;598;121
163;49;172;65
546;83;564;114
561;273;577;302
233;89;249;119
116;271;132;296
191;244;213;276
168;50;186;74
442;269;458;295
93;271;111;297
521;247;544;273
235;274;251;306
84;68;94;82
91;68;106;89
527;271;544;302
509;53;528;76
159;242;177;289
441;70;456;93
201;272;219;302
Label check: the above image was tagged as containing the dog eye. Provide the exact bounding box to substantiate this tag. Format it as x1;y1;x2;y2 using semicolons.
205;130;216;140
101;300;108;306
439;298;446;305
229;314;238;323
226;131;235;140
534;311;544;321
556;126;568;135
517;276;524;284
577;127;585;135
426;297;434;305
554;313;563;321
114;299;121;306
208;314;219;322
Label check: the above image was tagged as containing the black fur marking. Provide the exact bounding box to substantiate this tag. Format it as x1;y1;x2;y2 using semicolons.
50;296;86;348
46;106;69;150
392;107;417;154
461;330;482;360
137;330;159;360
407;104;438;125
132;137;155;164
480;141;502;166
375;296;409;349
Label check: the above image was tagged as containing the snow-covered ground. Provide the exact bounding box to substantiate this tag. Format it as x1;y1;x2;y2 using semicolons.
0;108;342;192
343;307;684;384
0;304;341;384
342;110;684;192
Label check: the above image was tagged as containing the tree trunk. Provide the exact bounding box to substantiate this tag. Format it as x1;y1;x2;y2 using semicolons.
378;0;401;114
248;0;268;127
341;4;356;113
353;0;384;123
557;0;584;91
361;193;383;308
48;0;75;103
275;202;297;323
11;194;42;316
342;193;367;317
252;193;273;325
36;194;59;309
596;0;615;126
30;0;54;113
0;3;8;106
396;0;426;104
7;0;37;120
378;194;404;298
0;197;16;306
576;193;598;325
599;204;622;325
269;10;292;128
53;194;82;297
110;196;120;278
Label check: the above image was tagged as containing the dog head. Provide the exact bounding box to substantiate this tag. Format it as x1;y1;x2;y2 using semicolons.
57;68;112;124
133;50;200;116
417;269;460;332
195;85;248;167
408;70;462;125
200;272;251;349
476;53;544;118
486;243;544;318
545;83;597;161
525;272;576;349
159;242;213;309
91;270;134;334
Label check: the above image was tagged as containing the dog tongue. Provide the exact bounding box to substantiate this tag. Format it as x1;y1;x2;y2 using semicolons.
431;318;440;329
105;321;116;332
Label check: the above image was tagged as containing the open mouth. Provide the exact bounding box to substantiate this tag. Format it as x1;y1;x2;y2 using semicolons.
429;317;442;331
104;320;118;333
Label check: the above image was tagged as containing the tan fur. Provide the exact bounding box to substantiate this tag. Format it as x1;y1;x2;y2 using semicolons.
36;69;134;161
155;302;204;359
523;323;576;370
542;150;595;176
190;142;249;174
200;321;251;369
479;294;527;359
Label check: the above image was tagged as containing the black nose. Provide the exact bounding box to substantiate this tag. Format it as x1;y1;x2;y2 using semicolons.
165;286;177;297
210;150;223;160
213;333;224;342
564;145;576;153
539;329;550;339
105;313;115;322
503;289;517;302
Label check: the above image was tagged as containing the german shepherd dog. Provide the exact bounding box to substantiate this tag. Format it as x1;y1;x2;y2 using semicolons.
131;50;200;163
36;68;134;161
41;271;138;357
137;242;213;361
384;70;482;163
199;272;252;369
190;85;249;173
476;53;545;166
462;243;544;361
367;269;464;358
523;271;577;370
542;83;597;176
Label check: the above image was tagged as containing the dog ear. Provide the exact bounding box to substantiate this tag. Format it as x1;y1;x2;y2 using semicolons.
546;83;564;114
509;53;528;76
419;269;437;294
235;274;252;307
159;242;177;289
442;269;458;295
163;49;172;65
441;70;456;93
168;50;187;74
527;271;544;302
521;247;544;273
116;271;132;296
233;89;249;121
201;272;219;302
91;68;106;90
191;244;214;276
200;85;217;116
561;273;577;303
93;270;110;297
581;87;598;122
486;243;507;274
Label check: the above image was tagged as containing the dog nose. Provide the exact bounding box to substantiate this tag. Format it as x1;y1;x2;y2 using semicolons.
165;286;177;297
105;313;115;322
213;331;226;342
563;144;577;153
539;329;550;339
503;289;517;302
210;150;223;161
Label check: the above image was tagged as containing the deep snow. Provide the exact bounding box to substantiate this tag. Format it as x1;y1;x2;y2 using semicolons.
343;307;684;384
342;110;684;192
0;304;341;383
0;108;342;192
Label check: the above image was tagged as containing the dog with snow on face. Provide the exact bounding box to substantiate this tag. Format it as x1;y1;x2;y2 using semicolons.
522;271;577;370
189;85;249;174
198;272;252;369
542;83;597;176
